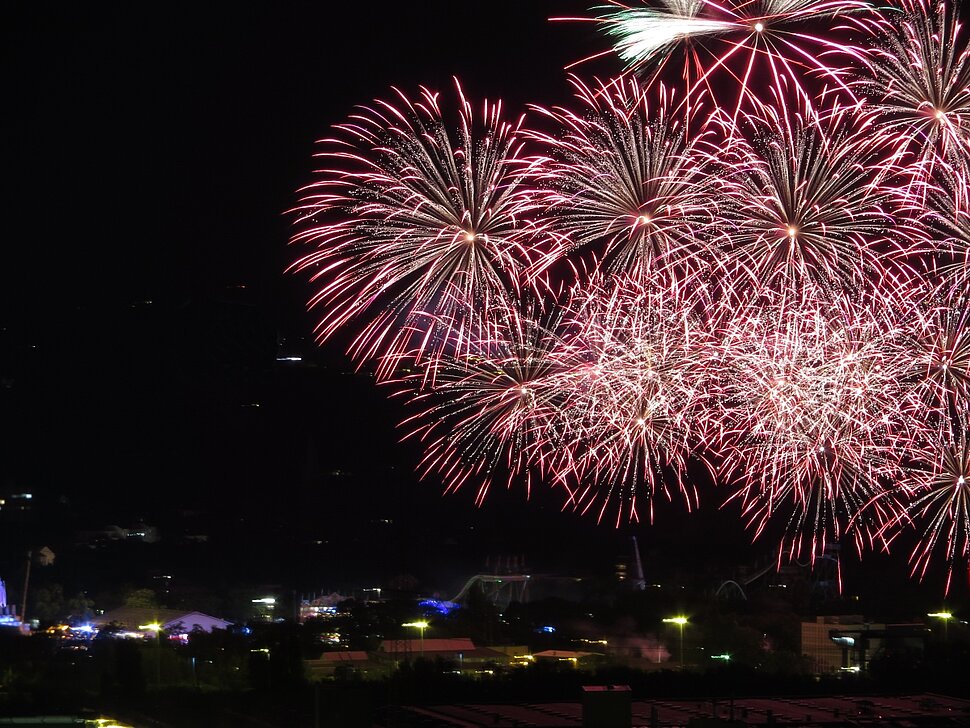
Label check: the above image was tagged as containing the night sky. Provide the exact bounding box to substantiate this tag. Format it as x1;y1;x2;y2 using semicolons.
1;2;958;602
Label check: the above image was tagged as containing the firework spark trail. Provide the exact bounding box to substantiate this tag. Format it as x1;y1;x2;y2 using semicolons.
527;76;726;286
289;81;545;379
596;0;737;65
584;0;877;114
713;286;920;563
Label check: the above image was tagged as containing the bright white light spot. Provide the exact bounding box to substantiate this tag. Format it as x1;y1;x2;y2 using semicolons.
638;215;651;225
935;109;945;120
636;418;646;426
754;22;764;32
960;476;966;485
465;232;476;242
787;225;797;238
613;16;736;63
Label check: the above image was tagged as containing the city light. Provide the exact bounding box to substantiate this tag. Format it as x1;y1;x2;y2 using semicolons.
402;620;429;657
928;611;955;641
663;617;689;669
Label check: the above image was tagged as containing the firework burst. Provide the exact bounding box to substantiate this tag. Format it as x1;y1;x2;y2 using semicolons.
289;1;970;589
717;99;900;292
914;167;970;288
527;76;725;285
549;274;716;525
886;417;970;593
715;287;917;563
395;301;568;506
856;0;970;183
289;82;543;378
909;286;970;420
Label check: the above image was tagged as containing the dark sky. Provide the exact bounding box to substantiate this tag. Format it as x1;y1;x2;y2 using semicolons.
1;1;591;492
0;2;660;586
3;2;960;601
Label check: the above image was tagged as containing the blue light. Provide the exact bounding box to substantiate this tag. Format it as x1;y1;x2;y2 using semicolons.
418;599;459;616
538;625;556;634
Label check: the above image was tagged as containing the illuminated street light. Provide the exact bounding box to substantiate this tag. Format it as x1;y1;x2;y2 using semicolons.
139;622;163;687
928;611;954;642
663;617;688;668
402;620;429;657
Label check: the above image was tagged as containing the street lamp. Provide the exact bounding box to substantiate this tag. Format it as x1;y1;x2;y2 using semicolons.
402;620;429;658
928;611;953;642
139;622;163;687
663;617;688;669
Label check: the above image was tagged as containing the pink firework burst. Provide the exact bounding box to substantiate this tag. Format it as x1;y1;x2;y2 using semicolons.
289;81;544;379
395;301;568;506
890;417;970;594
855;0;970;184
716;98;902;293
915;165;970;288
549;273;717;526
527;75;726;285
910;285;970;418
715;286;920;563
286;1;970;590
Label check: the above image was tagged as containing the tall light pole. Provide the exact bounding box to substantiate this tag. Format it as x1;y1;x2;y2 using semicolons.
928;611;953;643
140;622;163;687
663;617;688;669
402;620;429;659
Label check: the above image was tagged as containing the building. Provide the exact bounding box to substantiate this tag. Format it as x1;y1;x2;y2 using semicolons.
801;616;926;674
305;651;375;679
533;649;604;668
95;607;231;635
0;577;19;626
378;637;512;671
